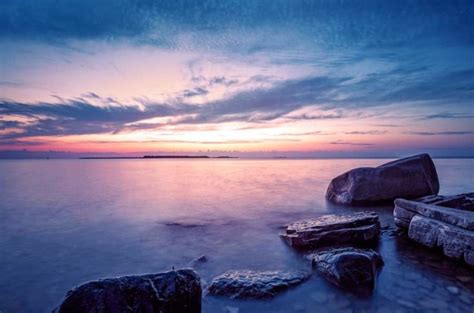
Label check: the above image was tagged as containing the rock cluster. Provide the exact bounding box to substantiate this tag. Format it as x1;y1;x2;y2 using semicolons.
54;269;201;313
281;212;380;249
207;270;310;299
281;211;383;294
394;194;474;266
326;154;439;205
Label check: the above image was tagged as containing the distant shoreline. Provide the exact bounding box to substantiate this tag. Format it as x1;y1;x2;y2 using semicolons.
79;155;238;159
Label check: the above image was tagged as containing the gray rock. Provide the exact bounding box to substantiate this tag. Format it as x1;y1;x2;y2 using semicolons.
54;269;201;313
326;154;439;205
207;270;309;299
281;212;380;249
310;248;383;294
394;194;474;266
408;215;474;266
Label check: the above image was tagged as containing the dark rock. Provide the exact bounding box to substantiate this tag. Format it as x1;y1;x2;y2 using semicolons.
326;154;439;205
310;248;383;294
207;270;309;299
281;212;380;249
54;269;201;313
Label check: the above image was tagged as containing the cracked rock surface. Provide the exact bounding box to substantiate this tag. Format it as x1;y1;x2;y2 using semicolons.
54;269;201;313
207;270;309;299
281;212;380;249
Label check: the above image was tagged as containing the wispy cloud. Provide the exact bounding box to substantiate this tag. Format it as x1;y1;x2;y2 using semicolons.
404;131;474;136
329;140;374;146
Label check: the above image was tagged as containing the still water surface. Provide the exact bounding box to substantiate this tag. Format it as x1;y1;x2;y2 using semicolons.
0;159;473;312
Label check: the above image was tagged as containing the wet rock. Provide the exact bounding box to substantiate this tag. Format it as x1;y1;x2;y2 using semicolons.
207;270;309;299
310;248;383;294
326;154;439;205
54;269;201;313
394;194;474;266
281;212;380;249
408;215;474;266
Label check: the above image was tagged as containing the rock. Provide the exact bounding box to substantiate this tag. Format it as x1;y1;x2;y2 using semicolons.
326;154;439;205
207;270;309;299
394;193;474;266
281;212;380;249
407;215;474;266
54;269;201;313
394;195;474;230
310;248;383;294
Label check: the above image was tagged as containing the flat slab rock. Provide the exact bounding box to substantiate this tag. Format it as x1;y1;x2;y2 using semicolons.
54;269;201;313
394;194;474;266
281;212;380;249
310;248;383;294
207;270;309;299
326;154;439;205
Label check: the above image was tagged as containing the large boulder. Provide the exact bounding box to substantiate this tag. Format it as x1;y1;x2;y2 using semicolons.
207;270;309;299
326;154;439;205
310;248;383;294
281;212;380;249
54;269;201;313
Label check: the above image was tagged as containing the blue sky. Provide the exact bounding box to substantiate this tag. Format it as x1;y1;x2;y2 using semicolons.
0;0;473;157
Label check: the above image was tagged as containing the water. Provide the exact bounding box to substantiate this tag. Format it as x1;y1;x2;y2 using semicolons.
0;158;473;312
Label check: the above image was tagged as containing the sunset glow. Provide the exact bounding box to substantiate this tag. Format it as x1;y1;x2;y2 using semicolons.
1;1;473;158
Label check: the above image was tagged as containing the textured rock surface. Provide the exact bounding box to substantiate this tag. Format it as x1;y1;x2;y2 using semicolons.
408;215;474;266
394;194;474;266
54;269;201;313
310;248;383;294
326;154;439;205
394;197;474;230
207;270;309;299
281;212;380;249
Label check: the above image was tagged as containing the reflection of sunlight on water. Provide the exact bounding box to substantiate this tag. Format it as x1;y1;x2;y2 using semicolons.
0;158;473;312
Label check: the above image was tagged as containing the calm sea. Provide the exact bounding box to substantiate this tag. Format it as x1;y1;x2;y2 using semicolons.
0;158;473;312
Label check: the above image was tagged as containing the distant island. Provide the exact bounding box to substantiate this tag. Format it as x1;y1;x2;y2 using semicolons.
79;155;237;159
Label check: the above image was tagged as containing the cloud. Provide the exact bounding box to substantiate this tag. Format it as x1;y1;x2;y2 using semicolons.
344;130;387;135
329;140;373;146
1;0;472;52
421;112;474;120
181;87;209;98
404;131;474;136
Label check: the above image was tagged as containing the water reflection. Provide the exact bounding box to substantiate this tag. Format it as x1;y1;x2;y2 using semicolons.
0;159;472;312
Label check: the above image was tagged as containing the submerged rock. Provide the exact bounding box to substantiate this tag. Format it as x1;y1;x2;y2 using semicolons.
281;212;380;249
326;154;439;205
207;270;309;299
310;248;383;294
54;269;201;313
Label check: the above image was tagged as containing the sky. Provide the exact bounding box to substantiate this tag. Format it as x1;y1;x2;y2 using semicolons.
0;0;473;158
